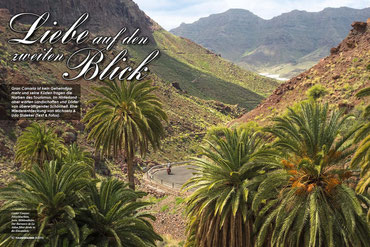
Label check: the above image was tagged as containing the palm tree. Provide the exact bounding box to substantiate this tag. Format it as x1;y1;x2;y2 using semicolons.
351;87;370;194
15;122;67;169
83;80;167;190
253;102;370;247
64;143;94;166
63;143;95;176
183;127;276;247
0;161;91;246
76;178;162;246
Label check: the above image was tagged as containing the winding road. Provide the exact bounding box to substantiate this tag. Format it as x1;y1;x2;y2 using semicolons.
151;165;197;188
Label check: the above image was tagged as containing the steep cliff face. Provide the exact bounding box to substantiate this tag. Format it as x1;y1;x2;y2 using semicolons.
231;19;370;126
0;0;160;36
173;9;264;61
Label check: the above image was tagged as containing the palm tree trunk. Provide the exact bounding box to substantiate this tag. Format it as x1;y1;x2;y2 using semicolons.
127;151;135;190
124;130;136;190
127;159;135;190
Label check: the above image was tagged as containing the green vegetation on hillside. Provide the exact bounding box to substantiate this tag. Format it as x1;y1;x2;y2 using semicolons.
126;29;278;109
153;30;278;98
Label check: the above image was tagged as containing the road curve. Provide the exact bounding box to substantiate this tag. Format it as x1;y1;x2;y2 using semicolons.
152;165;197;187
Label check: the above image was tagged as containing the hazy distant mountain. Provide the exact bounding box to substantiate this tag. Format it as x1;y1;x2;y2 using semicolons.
232;20;370;126
171;7;370;78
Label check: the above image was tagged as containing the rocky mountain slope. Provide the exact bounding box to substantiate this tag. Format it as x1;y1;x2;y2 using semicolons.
0;0;279;182
171;7;370;78
0;0;159;35
0;9;221;170
0;0;278;107
231;20;370;126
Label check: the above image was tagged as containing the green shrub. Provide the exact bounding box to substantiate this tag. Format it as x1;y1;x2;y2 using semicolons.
237;121;261;133
205;125;228;139
160;205;169;212
307;84;328;100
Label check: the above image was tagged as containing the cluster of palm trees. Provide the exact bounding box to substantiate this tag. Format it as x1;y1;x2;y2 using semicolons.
0;161;162;246
0;80;167;246
0;78;369;247
184;98;370;247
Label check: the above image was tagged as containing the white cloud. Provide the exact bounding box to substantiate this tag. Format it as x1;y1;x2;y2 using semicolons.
135;0;370;30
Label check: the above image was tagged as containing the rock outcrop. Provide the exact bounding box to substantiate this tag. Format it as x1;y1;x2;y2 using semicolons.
0;0;160;37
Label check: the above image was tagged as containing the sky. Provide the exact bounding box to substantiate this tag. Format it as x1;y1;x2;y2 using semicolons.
135;0;370;30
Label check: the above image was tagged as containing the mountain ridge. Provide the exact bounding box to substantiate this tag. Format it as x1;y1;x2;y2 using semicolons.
230;19;370;126
0;0;160;36
171;7;370;78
